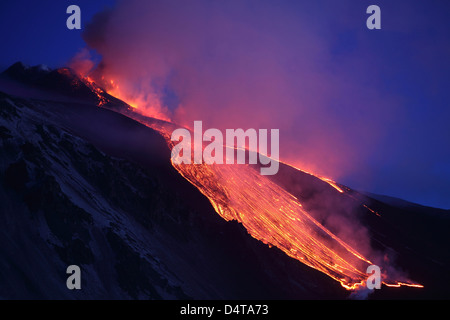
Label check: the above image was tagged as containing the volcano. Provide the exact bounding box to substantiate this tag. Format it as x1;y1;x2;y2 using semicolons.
0;62;449;299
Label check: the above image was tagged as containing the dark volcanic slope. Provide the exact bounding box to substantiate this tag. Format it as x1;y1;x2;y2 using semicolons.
0;88;348;299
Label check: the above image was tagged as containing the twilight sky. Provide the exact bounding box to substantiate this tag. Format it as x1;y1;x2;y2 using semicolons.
0;0;449;209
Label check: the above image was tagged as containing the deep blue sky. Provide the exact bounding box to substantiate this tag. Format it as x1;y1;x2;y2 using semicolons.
0;0;114;69
0;0;449;209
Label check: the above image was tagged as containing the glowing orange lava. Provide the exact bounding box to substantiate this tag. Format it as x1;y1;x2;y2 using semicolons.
99;76;171;121
88;77;422;291
83;76;108;106
142;121;423;290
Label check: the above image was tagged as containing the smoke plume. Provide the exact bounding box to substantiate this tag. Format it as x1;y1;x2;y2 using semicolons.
71;0;406;182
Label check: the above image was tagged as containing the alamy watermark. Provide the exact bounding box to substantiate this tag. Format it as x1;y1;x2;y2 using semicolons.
66;5;81;30
170;121;280;175
66;265;81;290
366;265;381;289
66;4;381;31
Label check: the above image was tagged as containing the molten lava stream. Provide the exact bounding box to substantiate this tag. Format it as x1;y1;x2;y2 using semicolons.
136;122;371;289
93;83;422;291
181;163;373;288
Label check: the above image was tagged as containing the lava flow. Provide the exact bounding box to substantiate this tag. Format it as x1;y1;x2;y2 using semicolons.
86;75;423;291
84;76;108;106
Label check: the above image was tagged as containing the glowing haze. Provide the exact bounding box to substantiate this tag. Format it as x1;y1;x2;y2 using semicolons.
71;0;450;208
